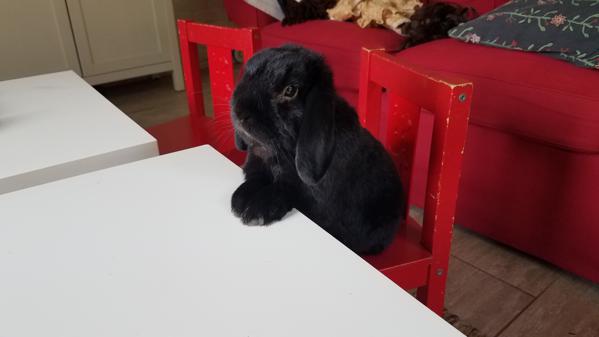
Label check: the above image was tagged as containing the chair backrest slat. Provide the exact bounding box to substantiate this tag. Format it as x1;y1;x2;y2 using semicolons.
186;23;259;52
386;92;421;195
207;45;236;118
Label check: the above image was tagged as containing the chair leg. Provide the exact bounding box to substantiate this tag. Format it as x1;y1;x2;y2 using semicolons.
416;265;447;316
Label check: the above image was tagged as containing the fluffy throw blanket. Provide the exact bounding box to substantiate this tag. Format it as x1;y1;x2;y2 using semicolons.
328;0;422;33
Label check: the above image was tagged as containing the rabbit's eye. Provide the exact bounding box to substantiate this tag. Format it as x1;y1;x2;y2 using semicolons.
282;85;299;100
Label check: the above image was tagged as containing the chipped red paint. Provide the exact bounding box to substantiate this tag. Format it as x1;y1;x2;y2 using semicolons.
358;49;472;316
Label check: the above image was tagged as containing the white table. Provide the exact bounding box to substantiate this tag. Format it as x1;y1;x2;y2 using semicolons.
0;71;157;194
0;146;463;337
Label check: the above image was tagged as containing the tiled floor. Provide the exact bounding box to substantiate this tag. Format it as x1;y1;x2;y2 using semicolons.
97;1;599;336
449;227;599;337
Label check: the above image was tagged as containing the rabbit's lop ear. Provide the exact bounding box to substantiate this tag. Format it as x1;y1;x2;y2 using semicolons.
234;131;248;151
295;83;336;185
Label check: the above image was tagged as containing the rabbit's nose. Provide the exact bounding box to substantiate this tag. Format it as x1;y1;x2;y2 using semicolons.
235;109;251;121
236;114;249;123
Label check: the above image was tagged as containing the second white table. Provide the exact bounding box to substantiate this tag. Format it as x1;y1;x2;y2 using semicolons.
0;71;157;194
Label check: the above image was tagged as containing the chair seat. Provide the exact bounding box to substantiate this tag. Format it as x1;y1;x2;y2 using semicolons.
362;217;432;289
147;116;206;154
147;116;246;165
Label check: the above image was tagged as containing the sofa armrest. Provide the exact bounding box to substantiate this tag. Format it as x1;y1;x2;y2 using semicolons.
223;0;278;28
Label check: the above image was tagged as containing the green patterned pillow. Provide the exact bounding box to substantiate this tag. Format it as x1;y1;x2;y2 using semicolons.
448;0;599;70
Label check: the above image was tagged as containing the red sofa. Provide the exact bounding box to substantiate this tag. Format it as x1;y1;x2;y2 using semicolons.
223;0;599;283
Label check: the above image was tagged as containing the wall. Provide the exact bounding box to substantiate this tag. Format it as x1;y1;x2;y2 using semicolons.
172;0;234;68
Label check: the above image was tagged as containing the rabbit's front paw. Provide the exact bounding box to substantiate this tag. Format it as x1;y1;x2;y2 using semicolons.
240;186;292;226
231;179;268;217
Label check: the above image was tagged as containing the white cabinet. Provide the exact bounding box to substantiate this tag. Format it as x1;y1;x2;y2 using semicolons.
0;0;81;79
0;0;183;90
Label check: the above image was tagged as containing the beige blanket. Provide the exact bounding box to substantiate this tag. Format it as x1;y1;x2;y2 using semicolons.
328;0;422;33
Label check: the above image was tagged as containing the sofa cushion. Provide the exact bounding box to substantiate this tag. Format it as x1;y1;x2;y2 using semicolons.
448;0;599;69
394;39;599;152
261;20;404;91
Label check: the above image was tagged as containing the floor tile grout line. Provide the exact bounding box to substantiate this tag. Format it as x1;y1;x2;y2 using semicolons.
492;297;536;337
450;254;539;298
538;271;561;294
493;277;559;337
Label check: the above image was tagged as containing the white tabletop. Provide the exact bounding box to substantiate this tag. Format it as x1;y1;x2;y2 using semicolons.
0;71;157;194
0;146;463;337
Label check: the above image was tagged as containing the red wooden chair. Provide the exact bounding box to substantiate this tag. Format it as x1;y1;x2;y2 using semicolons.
358;49;472;315
153;20;471;315
147;21;259;165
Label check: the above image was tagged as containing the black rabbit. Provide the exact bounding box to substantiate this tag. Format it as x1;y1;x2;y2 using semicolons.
230;45;405;254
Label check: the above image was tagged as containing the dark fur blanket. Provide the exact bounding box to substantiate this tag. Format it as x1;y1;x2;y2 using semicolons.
277;0;338;25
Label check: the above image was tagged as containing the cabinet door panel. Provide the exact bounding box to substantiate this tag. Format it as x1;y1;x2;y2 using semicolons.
0;0;81;80
66;0;171;76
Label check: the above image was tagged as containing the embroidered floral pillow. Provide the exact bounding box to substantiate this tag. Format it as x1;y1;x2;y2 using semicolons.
448;0;599;70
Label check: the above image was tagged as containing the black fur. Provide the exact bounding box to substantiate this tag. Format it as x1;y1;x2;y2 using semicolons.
230;45;405;255
400;2;476;50
277;0;338;26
